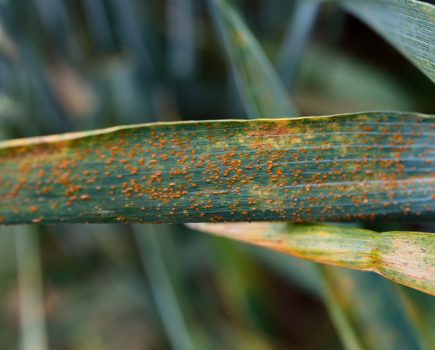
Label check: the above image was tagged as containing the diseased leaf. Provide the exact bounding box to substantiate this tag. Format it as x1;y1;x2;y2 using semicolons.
208;0;297;117
340;0;435;82
187;222;435;295
0;112;434;225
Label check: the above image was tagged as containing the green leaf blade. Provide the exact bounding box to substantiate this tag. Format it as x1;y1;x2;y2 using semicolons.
0;111;434;225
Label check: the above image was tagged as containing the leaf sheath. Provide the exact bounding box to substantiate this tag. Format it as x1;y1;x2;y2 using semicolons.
187;222;435;295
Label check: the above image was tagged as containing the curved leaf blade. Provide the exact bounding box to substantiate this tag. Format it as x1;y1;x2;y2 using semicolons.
208;0;297;117
340;0;435;82
0;111;434;225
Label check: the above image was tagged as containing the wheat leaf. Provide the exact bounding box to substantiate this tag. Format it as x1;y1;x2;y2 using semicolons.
0;111;433;225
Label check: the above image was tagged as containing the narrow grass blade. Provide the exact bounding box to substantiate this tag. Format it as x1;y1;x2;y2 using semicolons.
398;287;435;349
319;268;364;350
82;0;114;50
296;44;417;113
14;226;48;350
208;0;297;117
276;0;320;89
166;0;196;79
340;0;435;82
0;112;434;224
109;0;153;75
187;222;435;295
322;269;422;349
133;225;197;350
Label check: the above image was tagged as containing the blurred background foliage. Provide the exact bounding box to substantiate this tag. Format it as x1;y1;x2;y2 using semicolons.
0;0;434;349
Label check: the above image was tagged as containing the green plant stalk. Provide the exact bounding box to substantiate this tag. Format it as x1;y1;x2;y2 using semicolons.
187;222;435;296
0;112;433;225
